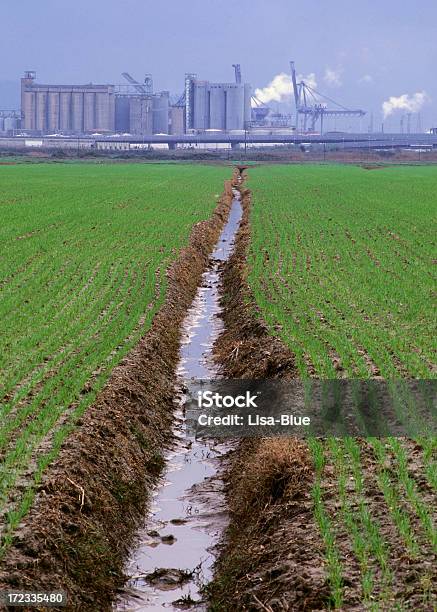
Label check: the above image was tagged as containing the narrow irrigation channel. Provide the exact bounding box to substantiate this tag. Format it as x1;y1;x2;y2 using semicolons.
115;190;243;611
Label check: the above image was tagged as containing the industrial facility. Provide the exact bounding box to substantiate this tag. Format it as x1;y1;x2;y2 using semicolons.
2;63;368;138
1;62;434;150
16;67;251;137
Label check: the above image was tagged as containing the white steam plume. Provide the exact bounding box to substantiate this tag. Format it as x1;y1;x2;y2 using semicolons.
382;91;430;118
254;72;317;105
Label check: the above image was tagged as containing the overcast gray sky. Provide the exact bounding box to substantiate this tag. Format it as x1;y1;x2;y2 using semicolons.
2;0;436;130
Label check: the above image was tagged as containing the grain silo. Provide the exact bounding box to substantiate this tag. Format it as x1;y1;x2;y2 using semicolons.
60;91;72;131
209;84;226;130
22;90;36;130
71;92;84;132
129;96;153;135
48;91;60;132
115;96;130;132
36;91;47;131
21;72;116;134
187;76;251;132
96;92;110;131
192;81;209;130
169;106;185;135
225;84;244;130
152;92;169;133
83;92;95;132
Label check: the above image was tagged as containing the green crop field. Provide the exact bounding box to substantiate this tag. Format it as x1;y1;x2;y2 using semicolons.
247;164;436;608
247;164;436;378
0;162;228;553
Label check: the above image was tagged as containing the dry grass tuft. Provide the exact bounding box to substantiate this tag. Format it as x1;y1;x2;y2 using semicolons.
229;438;311;519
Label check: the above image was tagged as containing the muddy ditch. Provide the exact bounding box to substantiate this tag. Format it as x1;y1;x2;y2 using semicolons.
0;176;236;611
114;188;243;611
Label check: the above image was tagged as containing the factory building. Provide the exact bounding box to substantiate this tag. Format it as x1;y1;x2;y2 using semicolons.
21;72;171;135
114;92;171;135
185;76;251;131
20;71;251;136
21;72;115;133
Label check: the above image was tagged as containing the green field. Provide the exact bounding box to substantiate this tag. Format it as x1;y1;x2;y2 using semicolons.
247;164;436;378
247;165;436;608
0;162;228;552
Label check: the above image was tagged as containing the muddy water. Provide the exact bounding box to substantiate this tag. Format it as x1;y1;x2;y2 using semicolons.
115;193;242;611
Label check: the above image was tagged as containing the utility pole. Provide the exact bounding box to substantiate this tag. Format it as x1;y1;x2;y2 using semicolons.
290;61;299;134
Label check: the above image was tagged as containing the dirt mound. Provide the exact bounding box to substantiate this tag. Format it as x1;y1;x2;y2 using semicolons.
0;180;234;611
213;187;296;379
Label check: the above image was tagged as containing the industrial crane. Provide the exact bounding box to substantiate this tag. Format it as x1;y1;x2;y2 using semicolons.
121;72;153;95
290;61;365;133
232;64;242;84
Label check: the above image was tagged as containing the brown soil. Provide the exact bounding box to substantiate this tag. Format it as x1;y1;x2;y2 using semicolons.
0;179;235;611
209;187;329;611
